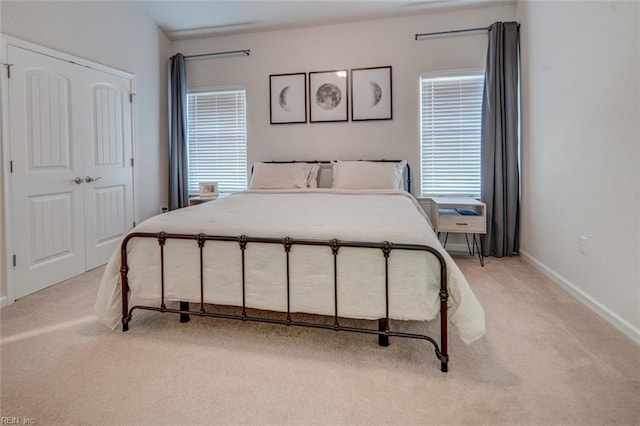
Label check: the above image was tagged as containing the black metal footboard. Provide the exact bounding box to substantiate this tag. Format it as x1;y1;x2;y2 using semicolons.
120;232;450;372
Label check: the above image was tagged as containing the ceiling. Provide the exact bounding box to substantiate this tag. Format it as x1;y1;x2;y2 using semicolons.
137;0;503;40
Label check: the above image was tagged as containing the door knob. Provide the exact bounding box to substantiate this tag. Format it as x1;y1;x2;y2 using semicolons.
72;177;83;184
85;176;101;183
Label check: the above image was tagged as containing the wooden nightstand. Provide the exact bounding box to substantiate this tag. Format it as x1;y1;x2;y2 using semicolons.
430;197;487;266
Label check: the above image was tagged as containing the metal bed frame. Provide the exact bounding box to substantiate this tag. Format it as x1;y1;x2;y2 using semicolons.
120;232;451;372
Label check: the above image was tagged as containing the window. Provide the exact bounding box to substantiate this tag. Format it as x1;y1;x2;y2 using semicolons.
187;88;247;194
420;70;484;197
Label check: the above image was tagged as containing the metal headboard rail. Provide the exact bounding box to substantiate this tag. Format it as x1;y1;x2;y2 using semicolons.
120;232;449;372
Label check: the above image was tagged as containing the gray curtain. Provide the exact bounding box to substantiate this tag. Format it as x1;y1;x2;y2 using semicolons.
168;53;189;210
481;22;520;257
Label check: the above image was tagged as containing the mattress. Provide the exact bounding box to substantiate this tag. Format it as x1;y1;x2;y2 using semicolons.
94;189;486;344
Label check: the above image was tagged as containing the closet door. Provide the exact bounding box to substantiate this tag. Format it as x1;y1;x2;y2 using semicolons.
82;68;134;270
6;43;135;299
8;45;86;299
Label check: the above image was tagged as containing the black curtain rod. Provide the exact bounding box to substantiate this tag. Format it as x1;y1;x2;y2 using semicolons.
415;26;488;40
415;23;520;40
181;49;251;60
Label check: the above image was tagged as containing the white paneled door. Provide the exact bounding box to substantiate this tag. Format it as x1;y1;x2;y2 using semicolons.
7;45;134;299
83;67;134;270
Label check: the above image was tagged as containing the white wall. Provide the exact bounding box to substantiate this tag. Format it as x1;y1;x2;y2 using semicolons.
518;0;640;342
172;3;516;195
0;1;171;299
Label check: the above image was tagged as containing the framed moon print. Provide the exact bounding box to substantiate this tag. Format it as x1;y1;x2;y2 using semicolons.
351;66;392;121
270;73;307;124
309;69;348;122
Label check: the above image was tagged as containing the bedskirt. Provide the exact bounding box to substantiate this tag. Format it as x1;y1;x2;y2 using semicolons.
94;189;486;344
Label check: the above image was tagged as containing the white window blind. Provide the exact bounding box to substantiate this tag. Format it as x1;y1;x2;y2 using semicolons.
187;89;247;194
420;71;484;197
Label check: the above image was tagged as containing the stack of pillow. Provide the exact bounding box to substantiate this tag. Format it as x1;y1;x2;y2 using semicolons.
248;160;406;190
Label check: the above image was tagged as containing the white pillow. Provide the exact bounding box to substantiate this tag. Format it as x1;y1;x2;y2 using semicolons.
308;163;321;188
248;162;314;189
331;160;406;190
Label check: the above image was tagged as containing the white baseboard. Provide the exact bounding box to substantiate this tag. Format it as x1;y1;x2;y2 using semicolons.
0;296;8;309
520;250;640;346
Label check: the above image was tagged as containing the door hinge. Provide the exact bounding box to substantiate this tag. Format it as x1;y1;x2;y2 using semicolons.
9;160;13;173
132;221;136;228
129;93;135;103
130;158;134;167
12;255;16;267
5;63;13;78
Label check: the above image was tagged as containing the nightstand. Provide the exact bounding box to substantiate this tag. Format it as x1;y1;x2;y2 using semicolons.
430;197;486;266
188;194;229;206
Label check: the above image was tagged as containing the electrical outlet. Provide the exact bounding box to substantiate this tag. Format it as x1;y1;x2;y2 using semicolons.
579;236;588;255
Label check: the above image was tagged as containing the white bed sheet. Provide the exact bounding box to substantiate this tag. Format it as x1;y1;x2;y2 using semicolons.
94;189;485;344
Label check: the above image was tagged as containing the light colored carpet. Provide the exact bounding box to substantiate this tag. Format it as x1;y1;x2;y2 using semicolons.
1;255;639;425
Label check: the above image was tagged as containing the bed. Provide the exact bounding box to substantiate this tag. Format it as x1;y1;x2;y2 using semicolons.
94;160;485;372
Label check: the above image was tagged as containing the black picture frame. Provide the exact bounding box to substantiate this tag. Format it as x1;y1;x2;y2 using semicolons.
269;73;307;124
351;66;392;121
308;69;348;123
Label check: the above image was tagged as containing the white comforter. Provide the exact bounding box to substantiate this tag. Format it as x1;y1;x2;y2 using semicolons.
94;189;485;343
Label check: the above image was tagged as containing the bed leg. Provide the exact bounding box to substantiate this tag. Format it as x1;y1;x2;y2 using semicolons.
180;301;190;323
378;318;389;347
